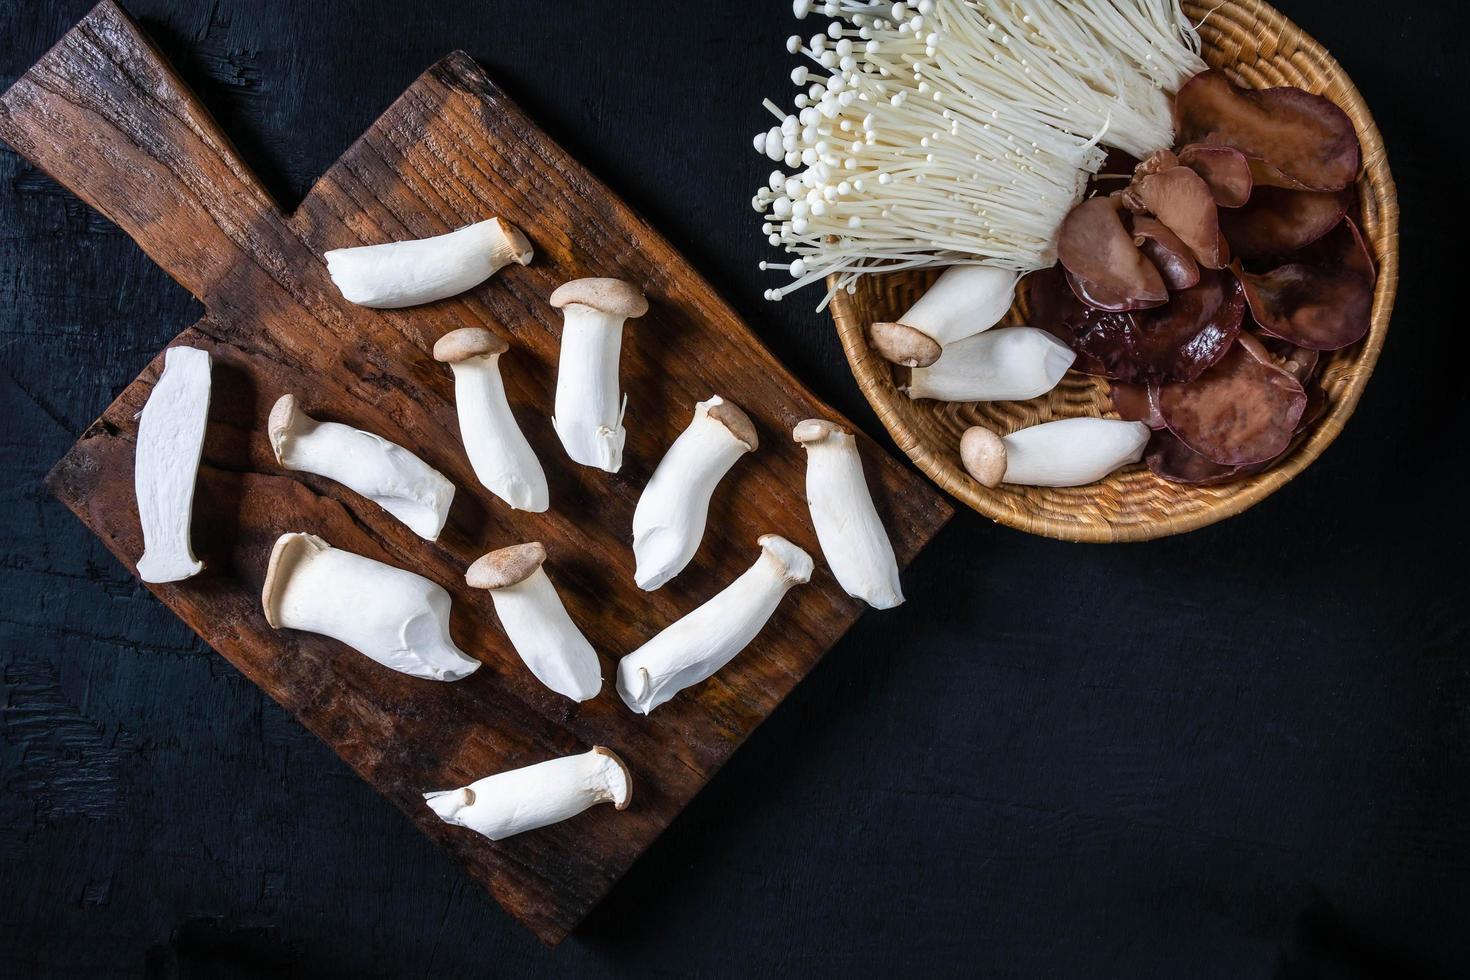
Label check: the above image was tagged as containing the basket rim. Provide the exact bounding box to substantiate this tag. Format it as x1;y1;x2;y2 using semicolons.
828;0;1399;544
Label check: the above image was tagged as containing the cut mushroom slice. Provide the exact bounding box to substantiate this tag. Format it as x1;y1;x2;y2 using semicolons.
323;218;532;309
633;396;757;591
868;264;1019;366
466;543;602;702
960;419;1150;488
793;420;903;609
433;328;549;513
268;395;454;541
617;535;812;715
424;747;631;841
135;346;211;584
906;327;1076;402
550;278;649;472
262;532;478;681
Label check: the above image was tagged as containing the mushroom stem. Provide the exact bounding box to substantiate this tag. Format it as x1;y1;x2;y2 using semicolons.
135;346;211;584
793;420;903;609
961;419;1151;488
424;746;631;841
324;218;532;309
466;543;602;702
616;535;813;715
550;278;648;473
262;532;478;681
633;396;757;591
433;329;549;513
268;395;455;541
906;327;1076;402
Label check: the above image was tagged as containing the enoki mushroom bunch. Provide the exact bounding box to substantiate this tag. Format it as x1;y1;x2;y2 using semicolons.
750;0;1206;306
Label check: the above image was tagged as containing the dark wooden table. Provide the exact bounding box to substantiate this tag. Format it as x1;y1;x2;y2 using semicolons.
2;1;1464;976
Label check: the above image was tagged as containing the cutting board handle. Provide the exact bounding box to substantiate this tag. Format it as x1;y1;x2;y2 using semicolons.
0;0;282;301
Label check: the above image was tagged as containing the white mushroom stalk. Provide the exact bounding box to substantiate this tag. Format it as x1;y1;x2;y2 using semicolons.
324;217;532;309
135;345;211;584
433;328;549;513
424;747;631;842
960;418;1150;487
750;0;1205;306
617;535;813;715
466;543;602;703
905;327;1075;402
262;532;479;681
268;395;455;541
550;278;649;473
633;396;758;591
868;264;1019;367
793;420;903;609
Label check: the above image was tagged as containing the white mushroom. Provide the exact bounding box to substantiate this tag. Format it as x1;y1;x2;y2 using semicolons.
268;395;454;541
868;265;1020;367
550;278;648;472
617;534;812;715
793;420;903;609
906;327;1076;402
466;543;602;702
135;345;211;584
262;532;478;681
960;419;1151;488
323;217;532;309
424;746;631;841
632;396;758;591
433;328;549;513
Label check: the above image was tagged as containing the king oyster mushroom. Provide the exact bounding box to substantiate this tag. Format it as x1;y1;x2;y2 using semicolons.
324;218;533;309
134;345;211;584
262;532;478;681
792;419;903;609
867;264;1020;368
465;543;602;702
960;419;1151;488
424;747;631;841
632;396;758;591
268;394;455;541
433;328;549;513
617;535;813;715
550;278;648;472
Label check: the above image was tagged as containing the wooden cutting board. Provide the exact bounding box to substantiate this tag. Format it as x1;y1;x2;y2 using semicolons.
0;0;951;944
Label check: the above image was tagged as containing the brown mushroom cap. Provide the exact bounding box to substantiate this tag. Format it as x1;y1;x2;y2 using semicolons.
433;327;508;363
590;746;633;810
867;320;942;368
959;426;1007;487
491;217;534;267
466;542;547;590
706;397;758;452
792;418;851;445
549;278;649;318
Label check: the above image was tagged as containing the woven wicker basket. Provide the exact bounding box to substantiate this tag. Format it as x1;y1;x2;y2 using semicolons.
829;0;1398;543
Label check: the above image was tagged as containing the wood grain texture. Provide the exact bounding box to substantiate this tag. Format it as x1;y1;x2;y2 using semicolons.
0;0;950;944
828;0;1398;543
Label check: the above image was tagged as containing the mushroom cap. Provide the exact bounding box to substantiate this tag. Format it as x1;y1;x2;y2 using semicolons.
549;278;649;318
266;393;317;462
491;217;534;267
590;746;633;810
959;426;1007;487
466;542;547;590
704;396;758;452
792;418;851;446
261;532;330;629
756;533;815;584
868;320;941;368
433;327;508;363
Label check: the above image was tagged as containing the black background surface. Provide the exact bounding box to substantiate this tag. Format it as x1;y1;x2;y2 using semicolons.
1;1;1464;977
